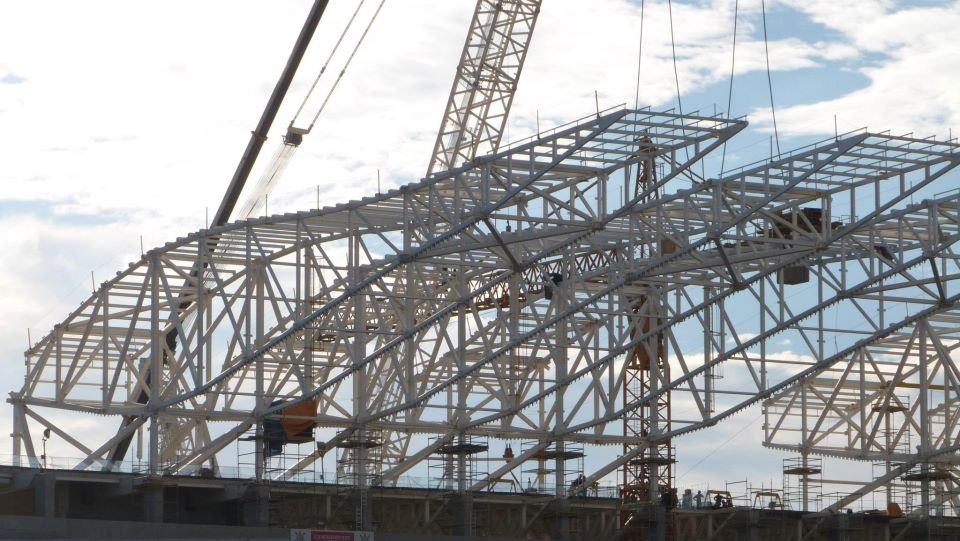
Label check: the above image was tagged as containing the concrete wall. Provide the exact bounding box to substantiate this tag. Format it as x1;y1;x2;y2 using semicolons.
0;515;533;541
0;515;286;540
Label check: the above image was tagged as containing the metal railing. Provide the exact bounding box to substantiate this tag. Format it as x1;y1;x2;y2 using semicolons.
2;453;621;499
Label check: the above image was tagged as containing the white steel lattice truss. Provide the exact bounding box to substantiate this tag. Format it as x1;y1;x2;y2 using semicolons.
426;0;540;177
11;108;960;513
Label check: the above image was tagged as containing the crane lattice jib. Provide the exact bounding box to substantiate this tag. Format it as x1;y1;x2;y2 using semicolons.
426;0;541;177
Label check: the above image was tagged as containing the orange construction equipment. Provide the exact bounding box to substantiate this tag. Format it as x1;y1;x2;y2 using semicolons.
282;399;319;443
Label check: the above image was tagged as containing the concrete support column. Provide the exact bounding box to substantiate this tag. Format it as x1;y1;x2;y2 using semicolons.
745;509;759;541
242;482;270;527
32;472;55;518
11;402;23;466
453;493;474;537
354;486;372;531
143;483;164;523
834;514;849;541
648;503;666;541
550;498;571;541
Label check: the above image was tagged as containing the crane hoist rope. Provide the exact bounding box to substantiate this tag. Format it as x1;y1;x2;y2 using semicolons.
237;0;387;222
104;0;387;467
105;0;334;467
289;0;370;129
304;0;387;133
719;0;739;176
176;1;391;412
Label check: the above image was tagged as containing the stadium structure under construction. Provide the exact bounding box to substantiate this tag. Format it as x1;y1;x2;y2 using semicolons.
6;1;960;540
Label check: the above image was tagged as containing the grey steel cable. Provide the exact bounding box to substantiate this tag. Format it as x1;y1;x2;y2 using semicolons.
633;0;645;110
719;0;739;175
761;0;781;157
291;0;368;127
308;0;387;130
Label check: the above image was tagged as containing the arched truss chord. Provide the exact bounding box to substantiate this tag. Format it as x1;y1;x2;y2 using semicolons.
11;108;743;475
11;110;960;514
338;134;960;492
425;192;960;494
422;191;959;494
460;197;960;429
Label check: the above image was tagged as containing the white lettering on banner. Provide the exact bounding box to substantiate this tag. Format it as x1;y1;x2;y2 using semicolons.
289;530;374;541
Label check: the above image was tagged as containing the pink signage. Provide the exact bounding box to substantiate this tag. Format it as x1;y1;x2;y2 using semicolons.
290;529;374;541
311;532;354;541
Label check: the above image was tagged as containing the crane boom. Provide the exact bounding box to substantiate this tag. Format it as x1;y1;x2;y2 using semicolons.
426;0;541;176
214;0;330;227
105;0;330;468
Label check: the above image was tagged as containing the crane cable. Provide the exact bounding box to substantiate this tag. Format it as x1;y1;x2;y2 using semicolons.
633;0;645;110
232;0;387;223
719;0;739;176
290;0;370;128
305;0;387;131
676;412;764;481
667;0;706;183
761;0;781;158
667;0;684;122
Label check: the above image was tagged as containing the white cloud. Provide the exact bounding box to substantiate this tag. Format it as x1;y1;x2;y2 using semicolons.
753;0;960;136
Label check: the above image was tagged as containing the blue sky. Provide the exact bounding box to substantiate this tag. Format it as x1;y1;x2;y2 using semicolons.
1;0;958;496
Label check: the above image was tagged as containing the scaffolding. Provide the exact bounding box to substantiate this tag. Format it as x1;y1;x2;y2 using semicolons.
428;435;490;492
902;465;958;517
622;294;674;504
236;439;323;483
520;441;585;496
622;141;675;514
783;456;823;512
867;424;913;514
334;429;383;530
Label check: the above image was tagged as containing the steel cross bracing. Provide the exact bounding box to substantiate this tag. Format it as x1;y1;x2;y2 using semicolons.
9;108;739;475
426;0;540;177
457;133;960;499
10;108;960;513
762;209;960;515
